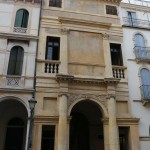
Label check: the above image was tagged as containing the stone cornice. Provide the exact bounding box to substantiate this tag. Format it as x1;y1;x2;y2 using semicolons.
0;32;38;41
121;2;150;12
0;88;34;93
59;17;112;28
34;116;59;123
102;118;140;125
34;115;72;123
56;74;120;85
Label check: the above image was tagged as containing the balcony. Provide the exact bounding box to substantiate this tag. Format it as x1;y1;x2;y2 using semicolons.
140;85;150;100
112;66;126;79
7;0;40;3
13;27;27;34
3;76;24;88
122;17;150;29
37;59;61;75
134;46;150;61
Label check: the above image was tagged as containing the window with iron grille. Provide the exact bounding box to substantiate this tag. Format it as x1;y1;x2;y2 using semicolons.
41;125;55;150
49;0;62;7
106;5;117;15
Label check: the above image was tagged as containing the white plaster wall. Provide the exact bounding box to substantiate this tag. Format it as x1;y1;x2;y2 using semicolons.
120;7;150;24
120;5;150;149
140;141;150;150
123;28;150;135
30;8;40;36
0;2;40;36
0;3;13;32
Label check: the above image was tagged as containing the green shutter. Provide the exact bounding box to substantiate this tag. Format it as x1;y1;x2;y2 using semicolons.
14;10;24;27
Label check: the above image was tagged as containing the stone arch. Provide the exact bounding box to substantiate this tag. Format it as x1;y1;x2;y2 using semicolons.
68;94;108;118
0;95;29;117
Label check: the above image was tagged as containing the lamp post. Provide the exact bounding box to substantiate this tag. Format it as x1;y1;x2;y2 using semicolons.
27;97;37;150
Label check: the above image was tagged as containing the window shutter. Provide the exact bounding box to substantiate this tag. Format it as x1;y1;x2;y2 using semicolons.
14;10;24;27
22;10;29;28
7;46;24;76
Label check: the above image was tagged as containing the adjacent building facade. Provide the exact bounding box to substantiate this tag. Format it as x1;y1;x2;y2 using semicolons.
120;1;150;150
34;0;140;150
0;0;40;149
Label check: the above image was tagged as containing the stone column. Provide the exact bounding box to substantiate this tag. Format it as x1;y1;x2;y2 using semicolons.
59;28;69;74
102;33;113;78
58;94;68;150
103;122;109;150
32;123;42;150
108;95;120;150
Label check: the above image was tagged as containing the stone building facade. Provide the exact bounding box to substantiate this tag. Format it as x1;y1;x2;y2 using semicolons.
0;0;40;149
34;0;140;150
120;1;150;150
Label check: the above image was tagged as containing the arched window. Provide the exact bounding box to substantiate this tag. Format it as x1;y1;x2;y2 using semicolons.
14;9;29;28
7;46;24;75
134;34;146;59
140;68;150;99
4;118;25;150
135;34;145;47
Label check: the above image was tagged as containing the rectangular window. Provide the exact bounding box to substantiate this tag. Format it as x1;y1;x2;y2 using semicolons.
119;127;129;150
106;5;117;15
49;0;62;8
128;12;137;26
110;43;123;66
46;36;60;60
41;125;55;150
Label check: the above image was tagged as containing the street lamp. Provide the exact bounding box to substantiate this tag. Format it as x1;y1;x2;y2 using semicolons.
27;97;37;150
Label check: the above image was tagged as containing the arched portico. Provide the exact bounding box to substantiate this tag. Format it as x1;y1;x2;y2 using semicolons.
69;100;105;150
0;98;28;150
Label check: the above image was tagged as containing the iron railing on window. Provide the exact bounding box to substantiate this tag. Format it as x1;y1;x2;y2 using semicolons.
140;85;150;99
122;17;150;29
134;46;150;60
49;0;62;7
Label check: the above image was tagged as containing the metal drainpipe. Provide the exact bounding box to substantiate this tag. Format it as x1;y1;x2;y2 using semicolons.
32;0;43;98
27;0;43;150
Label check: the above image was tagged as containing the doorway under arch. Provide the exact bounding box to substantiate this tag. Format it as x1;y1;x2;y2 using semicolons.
69;100;104;150
0;99;28;150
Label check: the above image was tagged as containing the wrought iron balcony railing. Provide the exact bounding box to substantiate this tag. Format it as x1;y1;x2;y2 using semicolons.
122;17;150;29
134;46;150;60
13;27;27;34
2;75;24;88
140;85;150;100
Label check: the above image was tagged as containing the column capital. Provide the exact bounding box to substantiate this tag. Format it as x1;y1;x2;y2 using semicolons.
61;28;69;35
102;33;109;40
58;93;69;98
106;94;116;99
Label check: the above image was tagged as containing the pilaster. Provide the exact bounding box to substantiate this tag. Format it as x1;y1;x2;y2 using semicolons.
102;33;113;78
59;28;69;74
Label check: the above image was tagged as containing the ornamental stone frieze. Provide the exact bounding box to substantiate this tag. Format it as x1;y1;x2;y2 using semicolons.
60;28;70;35
67;93;108;111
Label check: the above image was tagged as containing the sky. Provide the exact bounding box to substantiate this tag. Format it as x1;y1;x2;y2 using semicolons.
122;0;150;6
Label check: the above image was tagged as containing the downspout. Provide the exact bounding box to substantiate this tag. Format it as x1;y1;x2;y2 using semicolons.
33;0;43;98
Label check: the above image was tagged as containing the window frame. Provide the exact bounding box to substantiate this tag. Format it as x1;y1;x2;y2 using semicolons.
110;43;123;66
41;124;56;150
45;36;60;61
14;9;29;28
140;68;150;99
7;46;24;76
106;5;118;16
49;0;62;8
